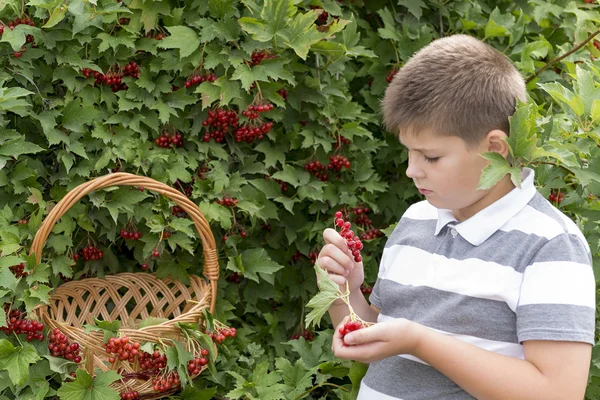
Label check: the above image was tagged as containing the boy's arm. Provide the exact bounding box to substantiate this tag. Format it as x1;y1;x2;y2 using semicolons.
413;325;591;400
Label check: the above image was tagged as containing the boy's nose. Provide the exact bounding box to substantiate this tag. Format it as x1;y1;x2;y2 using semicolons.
406;159;425;179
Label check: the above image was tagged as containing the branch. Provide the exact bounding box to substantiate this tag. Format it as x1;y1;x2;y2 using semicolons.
526;30;600;84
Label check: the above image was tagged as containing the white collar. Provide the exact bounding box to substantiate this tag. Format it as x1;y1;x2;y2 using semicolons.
434;168;537;246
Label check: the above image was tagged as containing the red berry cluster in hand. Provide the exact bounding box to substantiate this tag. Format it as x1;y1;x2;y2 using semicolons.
152;371;180;392
339;320;364;345
264;175;288;192
249;50;277;66
226;272;241;283
184;72;217;88
187;348;209;375
360;228;384;240
79;245;103;261
291;329;314;341
216;197;238;207
155;130;184;148
206;327;236;344
304;161;328;181
335;211;363;263
104;336;141;363
120;229;142;240
235;103;274;143
549;190;565;204
48;328;82;362
277;88;288;100
9;262;28;277
386;68;398;83
202;108;239;143
1;308;44;341
328;154;351;171
138;350;167;373
120;390;139;400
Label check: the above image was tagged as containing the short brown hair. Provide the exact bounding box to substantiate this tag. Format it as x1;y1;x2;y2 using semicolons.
381;34;526;149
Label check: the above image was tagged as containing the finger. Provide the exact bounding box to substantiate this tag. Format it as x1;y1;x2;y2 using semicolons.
323;228;349;251
343;323;380;346
318;254;350;277
319;244;354;272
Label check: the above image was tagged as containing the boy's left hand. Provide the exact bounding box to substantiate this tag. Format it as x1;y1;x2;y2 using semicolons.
332;316;422;364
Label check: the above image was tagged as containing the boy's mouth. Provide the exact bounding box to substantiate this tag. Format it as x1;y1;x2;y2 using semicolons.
418;188;432;195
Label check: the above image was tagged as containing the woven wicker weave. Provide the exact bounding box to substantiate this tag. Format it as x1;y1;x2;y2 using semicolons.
31;172;219;399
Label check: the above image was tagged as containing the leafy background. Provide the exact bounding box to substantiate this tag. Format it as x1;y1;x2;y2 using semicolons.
1;0;600;398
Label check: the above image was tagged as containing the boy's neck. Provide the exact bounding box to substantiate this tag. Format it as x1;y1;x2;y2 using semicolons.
453;175;516;222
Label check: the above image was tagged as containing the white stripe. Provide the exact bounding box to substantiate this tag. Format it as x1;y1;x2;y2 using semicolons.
518;261;595;307
381;245;523;311
402;200;438;220
377;314;525;362
500;205;565;240
358;381;405;400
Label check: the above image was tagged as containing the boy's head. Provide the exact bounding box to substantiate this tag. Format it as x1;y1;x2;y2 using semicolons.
382;35;526;219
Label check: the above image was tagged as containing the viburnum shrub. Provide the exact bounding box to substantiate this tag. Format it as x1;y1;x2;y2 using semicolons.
1;0;600;398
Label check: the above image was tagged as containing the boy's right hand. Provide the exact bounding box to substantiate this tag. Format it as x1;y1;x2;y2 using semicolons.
317;228;364;294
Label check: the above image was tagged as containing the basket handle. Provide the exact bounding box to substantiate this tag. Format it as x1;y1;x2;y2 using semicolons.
29;172;219;313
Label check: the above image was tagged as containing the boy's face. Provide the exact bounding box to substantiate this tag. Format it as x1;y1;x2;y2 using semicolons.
399;128;505;221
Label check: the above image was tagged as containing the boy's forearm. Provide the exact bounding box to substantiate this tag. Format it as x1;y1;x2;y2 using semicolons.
411;324;578;400
328;290;378;328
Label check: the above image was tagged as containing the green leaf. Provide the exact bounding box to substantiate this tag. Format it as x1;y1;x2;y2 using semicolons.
0;137;44;158
478;152;521;190
305;262;342;329
0;340;41;386
62;98;102;133
507;100;537;161
56;369;121;400
271;164;310;188
275;358;316;398
43;4;68;28
44;355;77;375
180;387;218;400
261;0;296;38
157;26;201;58
238;248;285;284
397;0;427;20
0;255;21;290
137;317;169;328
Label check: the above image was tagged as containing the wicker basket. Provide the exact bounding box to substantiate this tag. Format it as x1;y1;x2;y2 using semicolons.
31;172;220;399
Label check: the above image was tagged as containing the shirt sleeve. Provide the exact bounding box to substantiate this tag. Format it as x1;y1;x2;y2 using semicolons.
516;233;596;344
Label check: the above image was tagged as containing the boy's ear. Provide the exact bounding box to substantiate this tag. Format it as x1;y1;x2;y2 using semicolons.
485;129;510;158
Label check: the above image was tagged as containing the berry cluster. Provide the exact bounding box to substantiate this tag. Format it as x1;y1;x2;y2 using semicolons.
48;328;82;362
226;272;241;283
197;165;209;180
82;62;140;92
334;211;363;263
152;371;180;393
549;190;565;204
360;283;373;295
202;108;239;143
339;320;364;345
119;390;139;400
79;245;104;261
249;50;277;66
304;161;328;181
206;326;236;344
264;175;288;192
277;88;288;100
216;197;238;207
145;31;165;40
184;72;217;88
235;103;274;143
104;336;141;363
291;329;315;341
187;348;210;376
360;227;384;240
18;218;29;224
155;130;184;148
334;136;351;150
9;262;28;278
1;17;37;58
386;68;399;83
1;308;44;341
328;154;351;171
172;205;187;218
351;206;372;227
138;350;167;373
309;251;319;264
119;229;142;240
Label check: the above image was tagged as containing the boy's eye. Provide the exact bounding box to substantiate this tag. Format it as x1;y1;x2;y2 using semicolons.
424;156;439;163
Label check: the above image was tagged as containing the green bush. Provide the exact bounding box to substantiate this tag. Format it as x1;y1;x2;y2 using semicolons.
1;0;599;398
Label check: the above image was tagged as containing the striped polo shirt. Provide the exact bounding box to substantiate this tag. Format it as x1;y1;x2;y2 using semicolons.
359;168;596;400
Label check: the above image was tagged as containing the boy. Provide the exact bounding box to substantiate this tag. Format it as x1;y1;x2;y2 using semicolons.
317;34;596;399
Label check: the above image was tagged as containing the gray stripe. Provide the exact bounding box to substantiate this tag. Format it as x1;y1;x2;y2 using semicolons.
383;219;590;273
517;304;596;345
528;192;568;231
531;230;592;265
363;355;475;399
376;279;518;343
